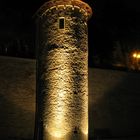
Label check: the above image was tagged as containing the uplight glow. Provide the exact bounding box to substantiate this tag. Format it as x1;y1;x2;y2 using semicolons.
44;50;72;138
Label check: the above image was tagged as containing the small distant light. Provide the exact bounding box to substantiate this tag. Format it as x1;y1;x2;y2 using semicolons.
133;53;137;58
137;54;140;59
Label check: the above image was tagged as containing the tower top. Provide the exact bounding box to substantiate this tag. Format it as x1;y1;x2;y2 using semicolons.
35;0;92;19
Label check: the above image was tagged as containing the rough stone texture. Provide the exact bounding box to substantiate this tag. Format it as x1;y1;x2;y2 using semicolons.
36;1;91;139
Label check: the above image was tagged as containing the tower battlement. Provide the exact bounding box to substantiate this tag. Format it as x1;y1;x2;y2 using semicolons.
36;0;92;19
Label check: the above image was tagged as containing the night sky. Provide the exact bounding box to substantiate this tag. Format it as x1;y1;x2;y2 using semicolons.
0;0;140;67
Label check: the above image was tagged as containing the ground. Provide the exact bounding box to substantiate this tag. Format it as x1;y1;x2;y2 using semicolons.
0;56;140;140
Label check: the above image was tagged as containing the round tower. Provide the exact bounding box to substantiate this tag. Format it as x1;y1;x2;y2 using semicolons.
35;0;92;139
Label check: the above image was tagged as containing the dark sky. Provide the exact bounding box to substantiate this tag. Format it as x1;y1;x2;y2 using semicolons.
88;0;140;59
0;0;140;62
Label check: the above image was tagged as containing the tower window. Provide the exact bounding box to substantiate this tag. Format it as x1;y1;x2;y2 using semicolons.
59;17;65;29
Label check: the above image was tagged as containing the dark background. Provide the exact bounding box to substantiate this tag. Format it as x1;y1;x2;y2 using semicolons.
0;0;140;69
0;1;140;139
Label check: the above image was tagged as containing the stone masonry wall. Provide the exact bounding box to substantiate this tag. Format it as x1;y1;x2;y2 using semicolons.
36;5;89;140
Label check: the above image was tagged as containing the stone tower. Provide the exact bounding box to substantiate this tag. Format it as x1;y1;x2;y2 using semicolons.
35;0;92;140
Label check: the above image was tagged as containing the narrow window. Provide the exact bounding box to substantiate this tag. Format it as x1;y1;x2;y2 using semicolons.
59;17;65;29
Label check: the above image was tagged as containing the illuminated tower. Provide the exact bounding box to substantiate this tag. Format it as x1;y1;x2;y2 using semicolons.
35;0;92;140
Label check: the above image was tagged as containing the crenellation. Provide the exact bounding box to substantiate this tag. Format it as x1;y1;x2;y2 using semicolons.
35;0;92;19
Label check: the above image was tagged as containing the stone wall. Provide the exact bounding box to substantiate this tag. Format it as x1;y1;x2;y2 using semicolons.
36;1;91;139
